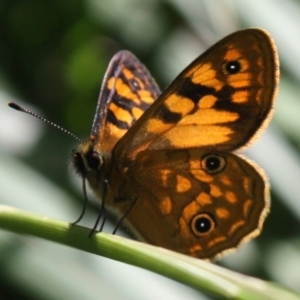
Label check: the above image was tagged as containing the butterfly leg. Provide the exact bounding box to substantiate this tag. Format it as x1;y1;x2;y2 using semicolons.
112;196;137;234
72;178;89;225
89;179;109;237
99;210;107;232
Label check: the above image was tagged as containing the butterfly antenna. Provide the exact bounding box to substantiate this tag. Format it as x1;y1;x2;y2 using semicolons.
8;102;82;143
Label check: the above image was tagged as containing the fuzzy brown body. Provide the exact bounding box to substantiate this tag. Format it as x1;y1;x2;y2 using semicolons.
74;29;279;260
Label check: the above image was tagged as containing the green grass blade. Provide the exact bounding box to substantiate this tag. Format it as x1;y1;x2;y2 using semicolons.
0;205;299;300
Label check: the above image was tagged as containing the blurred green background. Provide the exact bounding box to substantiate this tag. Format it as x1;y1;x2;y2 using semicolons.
0;1;300;299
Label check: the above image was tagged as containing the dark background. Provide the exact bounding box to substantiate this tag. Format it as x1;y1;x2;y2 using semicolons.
0;1;300;299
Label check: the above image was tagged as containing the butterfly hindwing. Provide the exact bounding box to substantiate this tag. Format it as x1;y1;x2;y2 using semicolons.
115;148;269;259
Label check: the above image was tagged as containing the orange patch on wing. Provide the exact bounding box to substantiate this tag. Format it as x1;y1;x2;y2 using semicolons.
198;95;218;109
256;89;263;104
137;90;155;103
159;196;172;215
225;191;237;203
179;216;190;237
109;78;141;105
123;68;134;79
132;107;144;120
189;244;203;256
243;177;251;194
107;123;127;137
191;64;224;91
210;184;222;197
207;235;226;248
182;201;200;220
196;192;212;206
243;199;253;217
160;124;233;148
224;49;242;61
164;94;195;114
228;73;251;88
179;109;239;125
228;220;245;235
216;208;229;219
232;90;249;103
192;63;213;81
220;175;232;186
107;77;116;90
184;62;205;78
146;118;172;135
176;175;192;192
159;169;172;187
109;102;131;123
239;58;250;71
191;170;214;183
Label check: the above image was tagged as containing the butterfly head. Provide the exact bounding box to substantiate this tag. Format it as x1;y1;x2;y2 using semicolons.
72;135;106;182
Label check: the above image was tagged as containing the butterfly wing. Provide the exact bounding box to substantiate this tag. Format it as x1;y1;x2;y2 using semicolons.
91;50;160;153
116;148;269;260
115;29;279;159
109;29;277;260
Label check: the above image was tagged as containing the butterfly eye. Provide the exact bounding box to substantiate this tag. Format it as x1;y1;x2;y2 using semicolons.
222;60;241;75
191;213;216;237
201;154;226;174
87;151;102;170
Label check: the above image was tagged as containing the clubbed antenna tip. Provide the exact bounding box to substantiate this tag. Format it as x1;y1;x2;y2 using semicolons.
8;102;23;111
8;102;83;143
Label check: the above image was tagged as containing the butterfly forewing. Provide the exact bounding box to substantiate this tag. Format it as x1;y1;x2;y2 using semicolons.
91;50;161;153
115;29;279;159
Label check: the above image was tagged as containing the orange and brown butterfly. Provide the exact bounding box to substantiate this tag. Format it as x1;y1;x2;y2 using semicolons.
72;28;279;260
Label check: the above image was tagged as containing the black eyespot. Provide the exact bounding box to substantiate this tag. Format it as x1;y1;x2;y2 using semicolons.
191;213;215;237
87;151;101;170
130;79;140;89
222;60;241;75
201;154;226;174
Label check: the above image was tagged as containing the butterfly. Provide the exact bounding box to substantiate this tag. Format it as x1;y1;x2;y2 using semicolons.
72;28;279;260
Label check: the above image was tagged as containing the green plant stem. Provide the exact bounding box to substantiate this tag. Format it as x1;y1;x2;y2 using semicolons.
0;205;299;300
